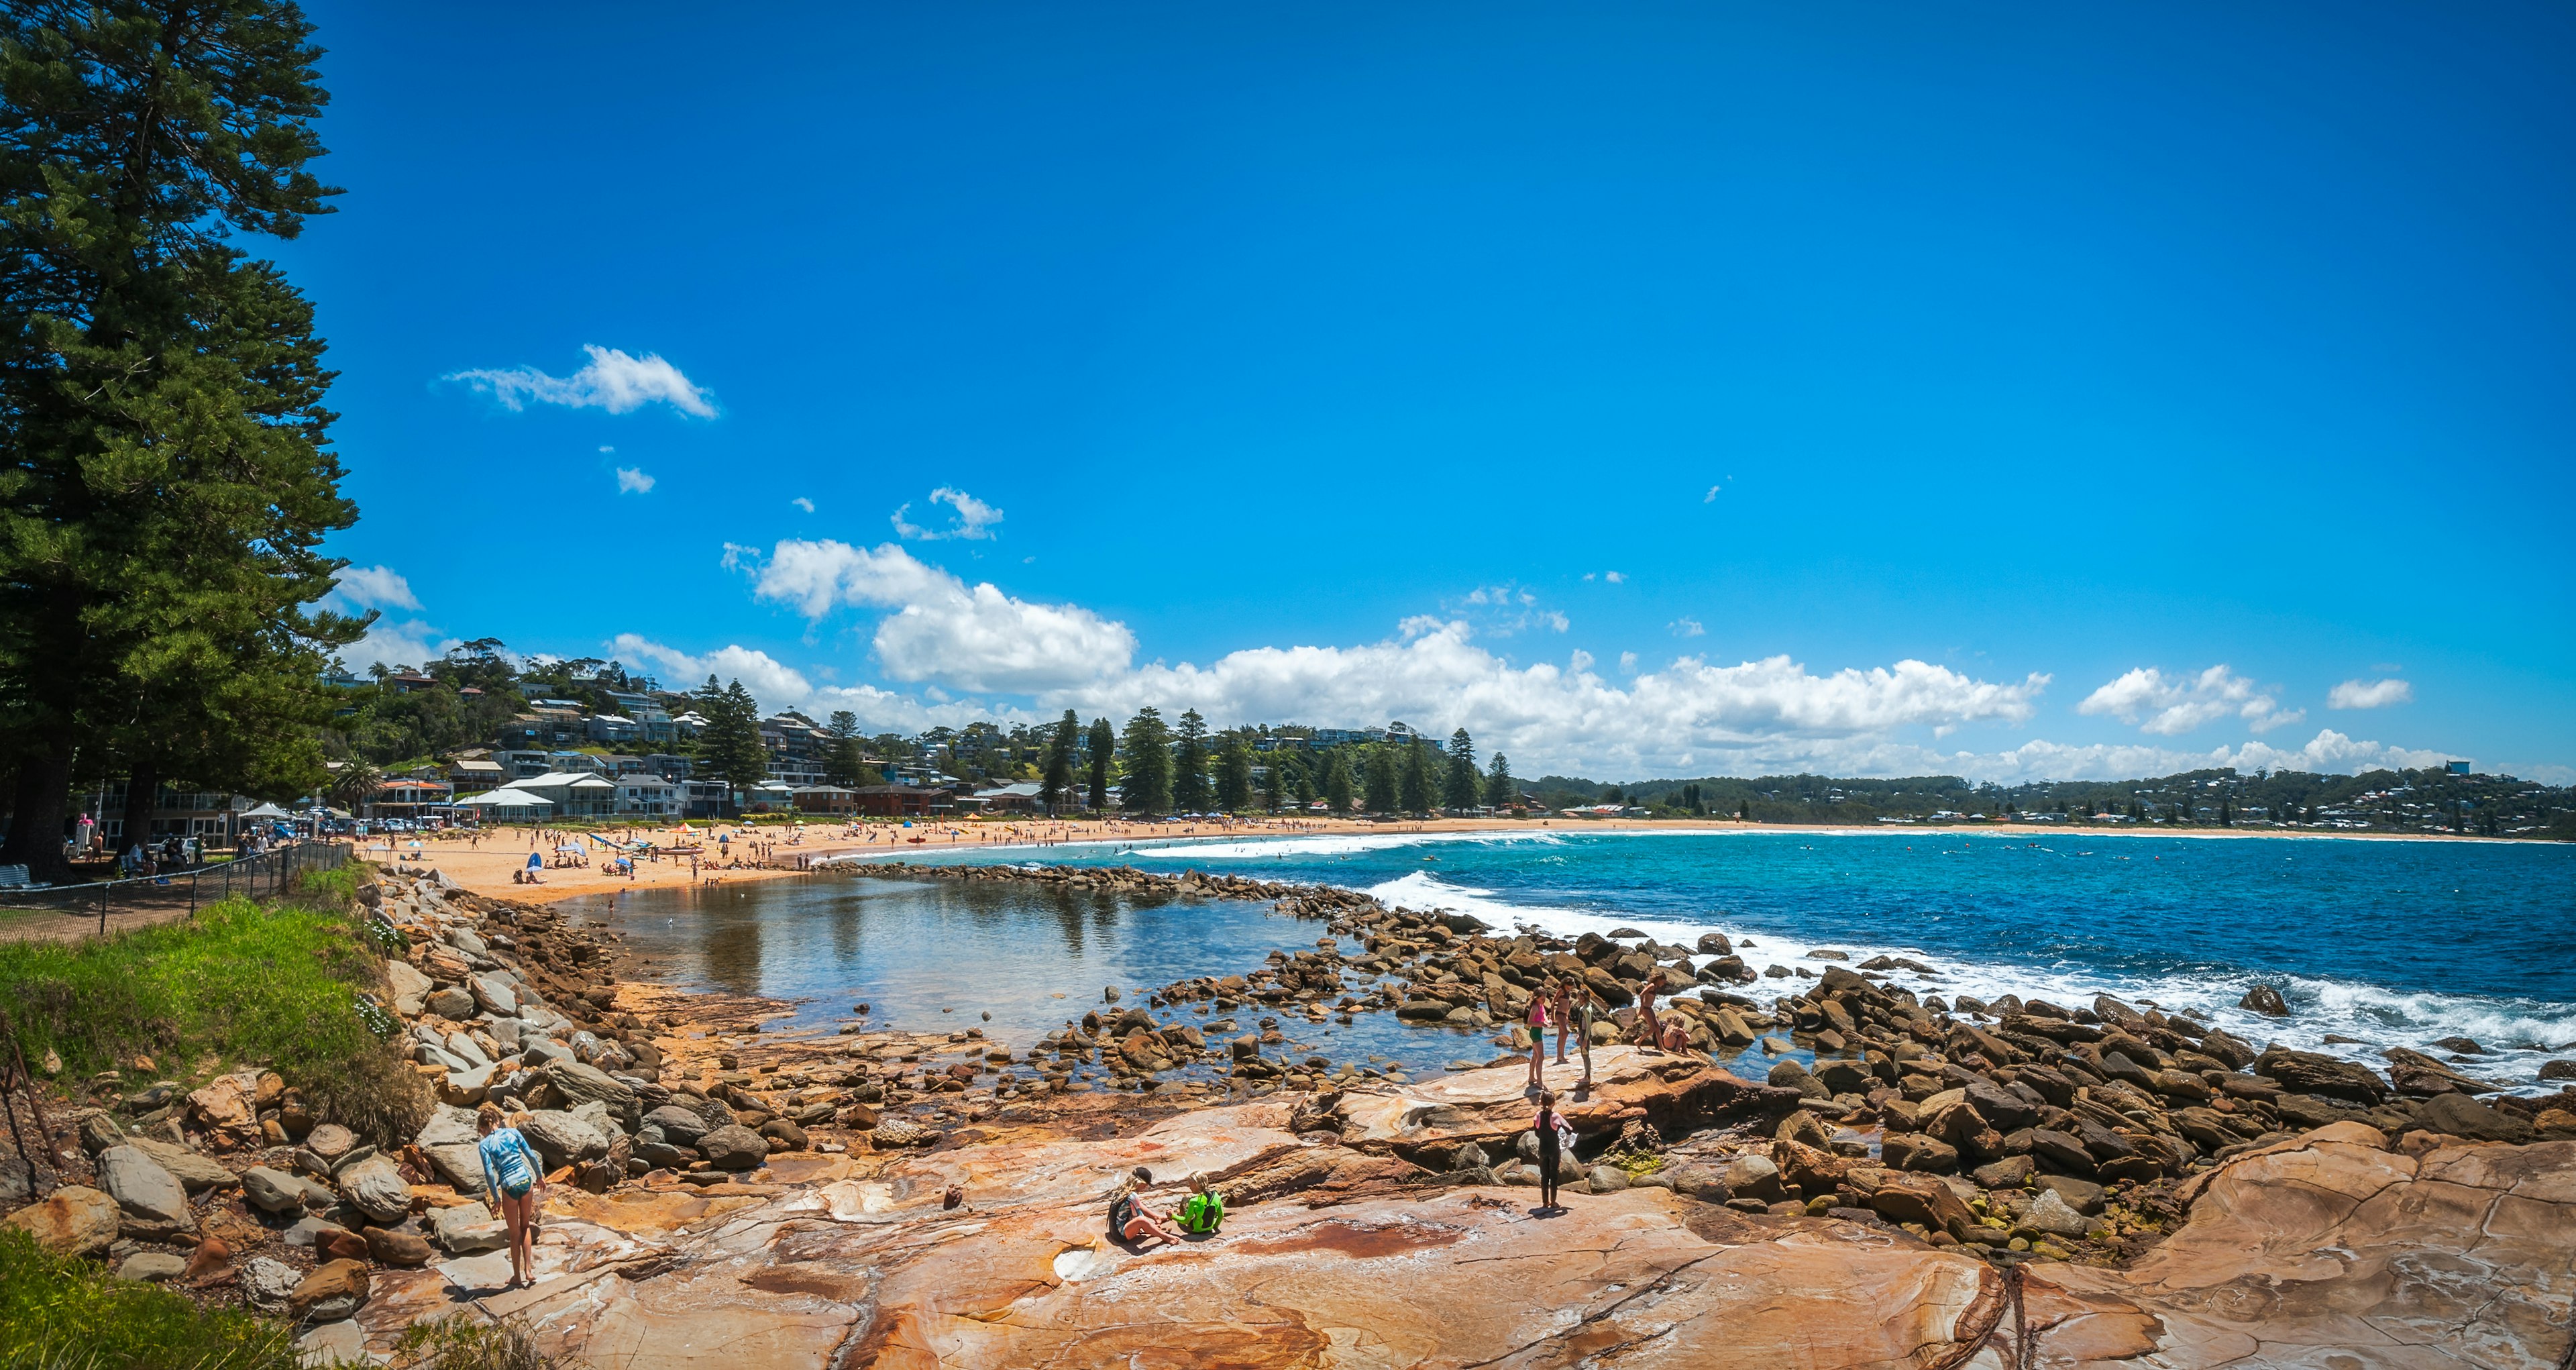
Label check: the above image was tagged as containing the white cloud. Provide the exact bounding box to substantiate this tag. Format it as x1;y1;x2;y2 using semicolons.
343;619;453;674
447;346;716;417
1603;571;1625;584
1704;485;1721;503
2078;665;2302;735
891;486;1004;541
2328;678;2414;710
333;565;419;611
1042;619;2051;778
792;496;815;513
1927;729;2453;784
1671;616;1705;638
741;539;1134;693
1454;583;1568;636
1618;651;1640;673
614;467;655;494
608;633;1020;733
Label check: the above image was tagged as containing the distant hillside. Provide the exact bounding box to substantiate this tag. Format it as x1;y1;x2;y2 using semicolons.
1527;766;2575;839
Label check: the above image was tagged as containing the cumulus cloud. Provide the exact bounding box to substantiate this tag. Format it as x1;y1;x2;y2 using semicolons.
792;496;815;513
2078;665;2302;735
1670;616;1705;638
1454;583;1568;636
615;467;655;494
447;346;716;417
891;487;1004;541
2328;678;2414;710
608;633;1022;733
1038;619;2051;777
739;539;1134;693
1927;729;2453;784
333;565;419;611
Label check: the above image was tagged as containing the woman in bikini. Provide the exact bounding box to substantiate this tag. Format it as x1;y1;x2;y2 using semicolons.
1526;983;1552;1087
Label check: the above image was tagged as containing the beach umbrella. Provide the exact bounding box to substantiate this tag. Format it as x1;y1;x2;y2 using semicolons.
525;852;541;870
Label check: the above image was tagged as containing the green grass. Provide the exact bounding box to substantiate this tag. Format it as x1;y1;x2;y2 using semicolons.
386;1314;555;1370
0;1228;298;1370
0;880;427;1145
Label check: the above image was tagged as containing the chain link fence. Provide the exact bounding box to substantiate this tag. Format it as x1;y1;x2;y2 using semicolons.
0;840;351;942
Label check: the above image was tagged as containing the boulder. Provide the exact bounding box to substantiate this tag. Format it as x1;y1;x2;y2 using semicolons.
239;1166;308;1214
2414;1092;2534;1143
127;1138;236;1193
305;1122;356;1161
76;1112;123;1155
2017;1188;2092;1240
244;1256;301;1314
97;1145;193;1231
365;1225;435;1267
2023;1128;2098;1177
184;1076;261;1148
645;1103;712;1146
2033;1174;2106;1215
543;1060;639;1129
1880;1133;1959;1173
2255;1047;2390;1106
0;1185;120;1257
384;959;433;1016
426;986;476;1019
1866;1175;1972;1238
1774;1110;1833;1149
519;1108;609;1168
2239;984;2291;1017
759;1119;808;1151
335;1155;413;1224
288;1258;371;1322
1766;1060;1829;1100
116;1251;187;1282
1716;1153;1783;1203
699;1123;769;1171
413;1106;487;1196
1971;1155;2034;1190
1587;1165;1630;1193
432;1200;507;1253
470;971;520;1016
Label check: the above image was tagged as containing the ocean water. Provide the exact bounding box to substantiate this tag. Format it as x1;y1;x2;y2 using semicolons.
586;828;2576;1094
908;827;2576;1092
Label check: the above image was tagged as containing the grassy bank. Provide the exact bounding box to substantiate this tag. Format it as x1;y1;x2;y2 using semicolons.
0;872;426;1145
0;1228;298;1370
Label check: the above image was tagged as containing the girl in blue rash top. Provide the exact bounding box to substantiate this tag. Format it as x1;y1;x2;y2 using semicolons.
475;1102;547;1287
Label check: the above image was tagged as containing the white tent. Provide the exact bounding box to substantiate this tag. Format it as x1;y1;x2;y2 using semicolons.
453;789;555;812
240;801;292;819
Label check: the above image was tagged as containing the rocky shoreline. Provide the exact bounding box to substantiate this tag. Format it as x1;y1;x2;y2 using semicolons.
3;857;2572;1367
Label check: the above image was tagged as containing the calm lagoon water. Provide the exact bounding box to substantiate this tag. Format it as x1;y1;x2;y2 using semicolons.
573;827;2576;1091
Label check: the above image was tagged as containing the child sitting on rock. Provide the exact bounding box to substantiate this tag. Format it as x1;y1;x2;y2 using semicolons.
1110;1166;1184;1247
1175;1172;1226;1234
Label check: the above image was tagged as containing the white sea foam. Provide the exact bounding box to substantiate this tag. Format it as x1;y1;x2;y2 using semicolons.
1356;871;2576;1094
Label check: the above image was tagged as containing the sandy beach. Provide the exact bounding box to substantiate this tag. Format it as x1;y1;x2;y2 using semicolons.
386;811;2515;905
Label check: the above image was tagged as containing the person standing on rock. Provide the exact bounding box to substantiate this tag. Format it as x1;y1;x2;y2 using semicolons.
1526;986;1552;1089
1635;971;1667;1051
1533;1090;1567;1212
475;1103;548;1288
1550;978;1576;1065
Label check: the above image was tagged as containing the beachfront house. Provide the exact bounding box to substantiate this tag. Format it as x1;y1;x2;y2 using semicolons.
370;776;455;821
789;784;859;814
852;784;952;817
680;778;735;819
615;774;680;816
445;757;506;793
970;781;1045;813
506;771;620;818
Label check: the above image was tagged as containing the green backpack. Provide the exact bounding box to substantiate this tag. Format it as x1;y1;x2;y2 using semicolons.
1177;1190;1225;1234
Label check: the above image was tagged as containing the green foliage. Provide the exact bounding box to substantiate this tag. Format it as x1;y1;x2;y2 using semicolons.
1483;752;1515;808
1443;729;1479;811
691;677;769;797
0;0;358;881
1171;709;1210;813
386;1314;556;1370
1399;741;1433;814
0;894;428;1145
1084;717;1114;811
1214;739;1253;812
0;1225;298;1370
1118;708;1172;816
1362;747;1399;815
1039;710;1079;812
1322;749;1354;815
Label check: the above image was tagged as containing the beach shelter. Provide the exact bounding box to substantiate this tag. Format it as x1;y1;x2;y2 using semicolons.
453;789;555;816
241;802;291;819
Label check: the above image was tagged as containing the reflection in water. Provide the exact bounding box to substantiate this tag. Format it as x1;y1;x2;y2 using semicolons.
561;875;1491;1073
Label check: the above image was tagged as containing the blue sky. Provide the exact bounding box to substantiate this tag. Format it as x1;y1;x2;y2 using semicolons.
286;1;2576;782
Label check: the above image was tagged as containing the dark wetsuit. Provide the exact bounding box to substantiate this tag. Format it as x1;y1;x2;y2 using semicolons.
1535;1106;1563;1207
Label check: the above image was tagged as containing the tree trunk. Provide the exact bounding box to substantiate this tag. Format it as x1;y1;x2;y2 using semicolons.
0;740;76;884
120;754;160;861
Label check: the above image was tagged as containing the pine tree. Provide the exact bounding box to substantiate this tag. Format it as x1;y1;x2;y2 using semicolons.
1442;729;1479;811
1171;708;1210;812
1085;717;1114;811
1322;749;1355;815
1364;747;1400;815
0;1;353;878
700;680;769;801
823;710;868;786
1119;708;1173;816
1738;798;1752;821
1483;753;1514;808
1039;709;1079;813
1261;753;1291;811
1215;739;1253;812
1399;740;1432;814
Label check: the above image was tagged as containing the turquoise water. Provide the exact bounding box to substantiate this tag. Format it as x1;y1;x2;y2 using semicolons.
914;827;2576;1091
582;827;2576;1093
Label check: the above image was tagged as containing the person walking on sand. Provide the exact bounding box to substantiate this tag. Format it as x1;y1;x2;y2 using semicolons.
1533;1090;1568;1212
475;1103;547;1287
